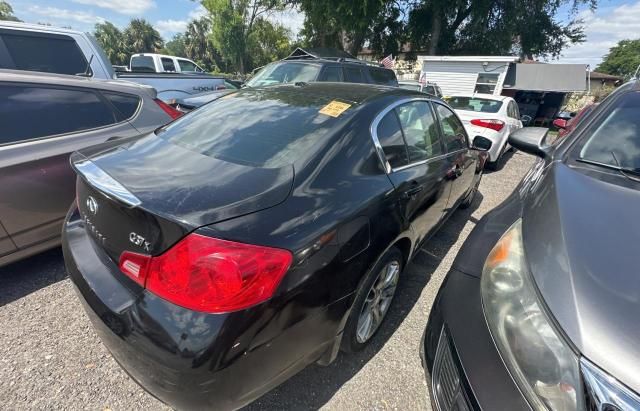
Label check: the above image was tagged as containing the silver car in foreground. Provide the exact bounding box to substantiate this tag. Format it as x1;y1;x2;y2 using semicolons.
0;69;176;267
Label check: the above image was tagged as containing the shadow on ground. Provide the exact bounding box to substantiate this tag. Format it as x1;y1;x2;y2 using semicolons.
0;247;67;307
484;149;517;174
245;194;482;410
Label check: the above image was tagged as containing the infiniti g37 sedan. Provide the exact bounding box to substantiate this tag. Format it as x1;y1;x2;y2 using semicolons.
0;69;178;267
62;83;490;410
422;81;640;410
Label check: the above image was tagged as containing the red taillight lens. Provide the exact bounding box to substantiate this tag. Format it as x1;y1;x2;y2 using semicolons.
470;119;505;132
129;234;293;313
119;251;151;286
154;98;183;120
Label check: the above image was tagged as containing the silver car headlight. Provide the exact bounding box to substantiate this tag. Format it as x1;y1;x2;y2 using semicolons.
481;220;584;410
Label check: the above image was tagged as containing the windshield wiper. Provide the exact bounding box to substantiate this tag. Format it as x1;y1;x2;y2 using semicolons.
576;155;640;181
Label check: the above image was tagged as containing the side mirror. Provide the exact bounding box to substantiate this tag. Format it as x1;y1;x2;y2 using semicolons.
553;118;568;129
472;136;492;151
520;114;532;124
508;127;549;157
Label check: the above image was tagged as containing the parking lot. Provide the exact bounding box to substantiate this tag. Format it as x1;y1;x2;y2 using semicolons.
0;150;534;410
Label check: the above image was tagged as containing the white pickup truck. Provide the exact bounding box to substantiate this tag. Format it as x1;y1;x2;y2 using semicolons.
129;53;206;74
0;21;227;101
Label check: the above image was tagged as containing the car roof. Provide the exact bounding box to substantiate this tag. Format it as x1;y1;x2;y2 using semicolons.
0;21;84;36
131;53;193;61
0;69;154;94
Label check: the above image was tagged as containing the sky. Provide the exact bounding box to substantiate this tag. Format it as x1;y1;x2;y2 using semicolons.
9;0;639;70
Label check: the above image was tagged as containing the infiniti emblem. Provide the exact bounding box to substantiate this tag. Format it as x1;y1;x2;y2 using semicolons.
86;196;99;215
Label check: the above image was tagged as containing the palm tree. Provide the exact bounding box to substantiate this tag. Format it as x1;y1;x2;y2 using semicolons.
124;19;164;54
94;22;128;65
184;17;221;71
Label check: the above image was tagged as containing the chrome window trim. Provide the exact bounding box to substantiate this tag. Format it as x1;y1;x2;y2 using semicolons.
74;159;141;207
369;97;464;174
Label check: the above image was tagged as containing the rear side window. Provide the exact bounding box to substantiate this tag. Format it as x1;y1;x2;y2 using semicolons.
158;92;352;168
161;57;176;72
377;112;409;168
318;66;343;82
344;67;366;83
395;101;443;162
0;32;88;76
435;104;468;152
369;69;397;86
131;56;155;72
0;84;118;145
103;92;141;121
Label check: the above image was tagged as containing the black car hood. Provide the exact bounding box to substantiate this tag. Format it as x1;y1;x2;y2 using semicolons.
522;162;640;393
76;133;293;228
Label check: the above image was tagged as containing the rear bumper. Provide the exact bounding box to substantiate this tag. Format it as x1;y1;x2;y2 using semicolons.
62;207;344;410
422;269;531;410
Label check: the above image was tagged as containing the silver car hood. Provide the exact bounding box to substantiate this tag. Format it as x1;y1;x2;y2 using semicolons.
522;162;640;394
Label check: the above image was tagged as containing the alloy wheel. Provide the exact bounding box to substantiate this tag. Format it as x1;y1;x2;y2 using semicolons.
355;260;400;343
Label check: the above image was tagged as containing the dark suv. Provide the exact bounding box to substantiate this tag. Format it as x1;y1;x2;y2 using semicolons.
246;47;398;88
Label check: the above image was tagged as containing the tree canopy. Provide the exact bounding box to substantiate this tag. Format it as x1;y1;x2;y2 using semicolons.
0;1;20;22
597;39;640;80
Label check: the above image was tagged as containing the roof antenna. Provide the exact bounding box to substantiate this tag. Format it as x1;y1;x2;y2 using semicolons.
78;55;94;77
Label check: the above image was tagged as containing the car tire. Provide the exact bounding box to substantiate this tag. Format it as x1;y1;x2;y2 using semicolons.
341;247;403;353
460;172;482;209
486;142;507;170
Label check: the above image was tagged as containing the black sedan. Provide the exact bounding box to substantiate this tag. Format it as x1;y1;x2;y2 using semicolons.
62;83;489;410
422;81;640;410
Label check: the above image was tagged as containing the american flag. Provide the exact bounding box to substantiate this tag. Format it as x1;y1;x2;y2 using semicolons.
380;54;395;69
418;72;427;85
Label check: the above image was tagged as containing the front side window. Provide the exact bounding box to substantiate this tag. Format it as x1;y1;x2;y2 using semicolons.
474;73;500;94
395;101;443;162
177;59;198;72
161;58;176;72
246;62;321;87
318;66;343;82
0;32;88;76
376;111;409;169
344;67;366;83
579;91;640;169
0;84;117;145
435;104;468;152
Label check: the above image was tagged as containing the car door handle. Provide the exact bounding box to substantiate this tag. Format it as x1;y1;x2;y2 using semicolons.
402;185;423;198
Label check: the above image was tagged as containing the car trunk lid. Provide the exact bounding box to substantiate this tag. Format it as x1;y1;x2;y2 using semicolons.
72;134;293;262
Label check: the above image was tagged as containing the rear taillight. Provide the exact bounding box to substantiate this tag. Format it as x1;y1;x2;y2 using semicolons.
118;234;292;313
154;98;183;120
470;119;505;132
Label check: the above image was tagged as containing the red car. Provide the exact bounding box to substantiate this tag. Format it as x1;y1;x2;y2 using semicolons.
553;103;598;137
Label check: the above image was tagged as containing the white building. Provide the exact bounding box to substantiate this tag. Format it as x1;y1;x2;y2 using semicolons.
417;56;519;96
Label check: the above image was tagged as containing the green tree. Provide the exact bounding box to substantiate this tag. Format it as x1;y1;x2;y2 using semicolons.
94;22;128;65
124;19;164;54
0;1;20;22
248;18;291;69
597;39;640;80
164;33;187;57
185;17;221;71
203;0;285;73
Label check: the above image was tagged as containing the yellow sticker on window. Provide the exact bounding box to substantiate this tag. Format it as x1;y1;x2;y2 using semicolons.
319;100;352;118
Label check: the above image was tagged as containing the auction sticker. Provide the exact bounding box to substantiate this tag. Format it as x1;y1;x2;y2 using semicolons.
319;100;352;117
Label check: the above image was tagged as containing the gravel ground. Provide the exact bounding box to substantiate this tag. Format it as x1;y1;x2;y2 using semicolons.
0;149;534;411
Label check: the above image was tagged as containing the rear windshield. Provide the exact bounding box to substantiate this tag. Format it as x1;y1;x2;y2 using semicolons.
446;96;503;113
369;68;397;86
130;56;155;72
399;83;421;92
246;62;321;87
580;91;640;169
157;90;352;168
